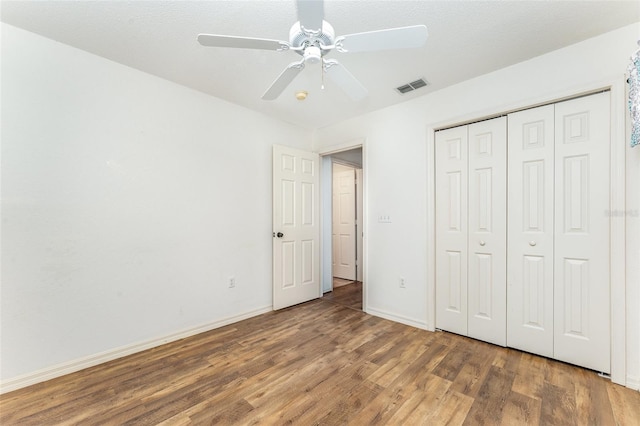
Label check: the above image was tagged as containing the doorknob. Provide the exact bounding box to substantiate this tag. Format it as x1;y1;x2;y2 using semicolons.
479;240;486;246
276;232;284;238
529;241;537;246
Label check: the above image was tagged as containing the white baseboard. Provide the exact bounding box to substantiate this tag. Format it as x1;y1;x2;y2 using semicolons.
626;375;640;391
0;305;272;395
366;307;429;331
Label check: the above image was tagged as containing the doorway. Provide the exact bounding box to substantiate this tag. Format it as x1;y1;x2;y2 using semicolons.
321;147;364;311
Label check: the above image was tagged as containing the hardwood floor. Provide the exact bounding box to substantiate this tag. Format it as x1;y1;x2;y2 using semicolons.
1;299;639;425
331;277;355;288
322;280;362;311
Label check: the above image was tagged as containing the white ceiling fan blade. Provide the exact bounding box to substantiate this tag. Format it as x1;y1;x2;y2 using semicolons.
262;61;305;100
296;0;324;32
198;34;287;51
338;25;428;53
324;60;368;101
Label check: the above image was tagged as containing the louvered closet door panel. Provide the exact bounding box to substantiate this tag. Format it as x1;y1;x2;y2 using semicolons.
435;126;469;336
507;105;555;358
467;117;507;346
554;92;610;373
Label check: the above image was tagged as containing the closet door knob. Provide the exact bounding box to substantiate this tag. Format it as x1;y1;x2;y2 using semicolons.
479;241;486;246
529;241;537;246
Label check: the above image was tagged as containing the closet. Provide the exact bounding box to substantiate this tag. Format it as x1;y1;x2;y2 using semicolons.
435;91;611;373
435;116;507;346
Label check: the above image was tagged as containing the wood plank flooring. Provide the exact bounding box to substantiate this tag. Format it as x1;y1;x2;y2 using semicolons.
1;299;639;425
322;280;362;311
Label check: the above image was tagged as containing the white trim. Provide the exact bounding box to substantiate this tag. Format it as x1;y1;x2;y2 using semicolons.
426;127;437;332
362;143;368;313
430;81;616;132
318;138;366;156
427;77;627;386
319;156;334;294
609;77;626;386
331;158;362;169
626;375;640;391
367;307;429;330
0;305;272;394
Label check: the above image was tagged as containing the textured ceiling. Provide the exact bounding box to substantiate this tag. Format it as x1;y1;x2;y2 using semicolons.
2;1;639;129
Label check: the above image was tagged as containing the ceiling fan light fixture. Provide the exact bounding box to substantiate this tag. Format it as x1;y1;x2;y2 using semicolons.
295;90;308;101
303;45;322;64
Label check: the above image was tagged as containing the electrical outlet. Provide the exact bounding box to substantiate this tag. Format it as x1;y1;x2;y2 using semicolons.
399;277;406;288
229;276;236;288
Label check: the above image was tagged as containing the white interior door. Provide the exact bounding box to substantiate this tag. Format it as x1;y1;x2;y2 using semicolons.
553;92;610;373
467;117;507;346
332;164;356;280
507;104;555;358
273;144;320;310
435;126;469;336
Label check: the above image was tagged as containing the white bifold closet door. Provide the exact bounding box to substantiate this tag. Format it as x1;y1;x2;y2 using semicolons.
554;93;611;373
468;118;507;346
435;125;468;336
436;117;507;346
506;104;555;358
507;92;611;373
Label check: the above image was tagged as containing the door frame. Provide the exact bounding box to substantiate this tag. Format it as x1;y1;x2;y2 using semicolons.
320;139;367;312
426;78;627;385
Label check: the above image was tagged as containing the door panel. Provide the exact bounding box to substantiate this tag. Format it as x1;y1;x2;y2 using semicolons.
522;255;546;328
332;166;356;280
507;104;555;357
281;241;295;288
301;239;314;284
435;126;468;335
554;92;610;373
273;145;320;310
467;117;507;346
446;250;463;312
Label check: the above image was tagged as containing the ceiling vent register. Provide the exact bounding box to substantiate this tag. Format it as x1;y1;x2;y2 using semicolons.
396;78;429;94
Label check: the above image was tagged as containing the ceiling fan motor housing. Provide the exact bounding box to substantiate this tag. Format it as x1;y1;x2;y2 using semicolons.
290;20;335;63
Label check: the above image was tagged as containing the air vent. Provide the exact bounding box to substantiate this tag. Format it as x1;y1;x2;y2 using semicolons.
409;79;427;89
395;78;429;95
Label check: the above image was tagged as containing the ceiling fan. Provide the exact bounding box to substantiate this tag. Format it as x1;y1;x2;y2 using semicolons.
197;0;428;101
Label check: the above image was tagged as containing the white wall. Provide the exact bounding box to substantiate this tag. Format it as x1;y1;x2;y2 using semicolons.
0;24;312;388
314;22;640;388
